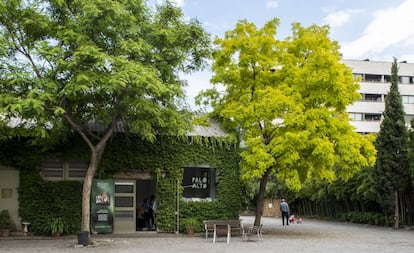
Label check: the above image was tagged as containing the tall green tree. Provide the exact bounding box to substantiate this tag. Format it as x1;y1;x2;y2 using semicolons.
0;0;210;232
198;19;376;225
374;58;410;229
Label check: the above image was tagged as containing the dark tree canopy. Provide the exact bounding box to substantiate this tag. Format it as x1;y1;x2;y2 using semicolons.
374;58;410;228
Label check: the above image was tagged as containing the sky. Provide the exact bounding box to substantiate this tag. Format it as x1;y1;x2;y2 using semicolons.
149;0;414;109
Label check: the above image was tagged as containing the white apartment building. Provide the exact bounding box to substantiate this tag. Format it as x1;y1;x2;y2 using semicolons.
343;59;414;134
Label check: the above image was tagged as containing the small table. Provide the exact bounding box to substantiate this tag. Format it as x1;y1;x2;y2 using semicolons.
22;222;30;236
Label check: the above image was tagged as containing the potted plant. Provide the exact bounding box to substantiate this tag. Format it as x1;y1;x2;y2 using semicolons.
45;217;65;237
182;218;198;235
0;209;16;237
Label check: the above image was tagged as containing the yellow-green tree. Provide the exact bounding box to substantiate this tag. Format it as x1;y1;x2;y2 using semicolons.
198;19;376;225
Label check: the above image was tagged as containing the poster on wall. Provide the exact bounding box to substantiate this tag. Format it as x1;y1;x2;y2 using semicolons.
91;179;114;233
182;168;210;199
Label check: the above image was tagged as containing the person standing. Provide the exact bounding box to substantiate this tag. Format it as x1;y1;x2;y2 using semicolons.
279;198;290;226
150;195;157;230
142;197;151;229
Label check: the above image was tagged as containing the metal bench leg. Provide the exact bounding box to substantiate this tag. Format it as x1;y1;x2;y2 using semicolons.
227;225;230;244
258;225;263;241
213;224;217;243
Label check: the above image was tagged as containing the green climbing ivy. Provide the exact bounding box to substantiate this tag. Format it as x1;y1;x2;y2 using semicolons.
5;134;241;234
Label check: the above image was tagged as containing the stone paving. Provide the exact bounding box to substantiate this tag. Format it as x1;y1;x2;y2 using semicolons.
1;216;414;253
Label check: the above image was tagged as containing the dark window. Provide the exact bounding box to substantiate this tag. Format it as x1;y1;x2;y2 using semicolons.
364;94;382;102
182;167;214;199
364;74;381;82
68;161;87;178
364;113;381;121
41;160;64;179
115;184;134;194
41;160;87;180
115;197;134;207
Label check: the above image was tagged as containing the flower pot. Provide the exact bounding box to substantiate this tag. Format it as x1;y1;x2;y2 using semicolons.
185;226;194;235
0;229;10;237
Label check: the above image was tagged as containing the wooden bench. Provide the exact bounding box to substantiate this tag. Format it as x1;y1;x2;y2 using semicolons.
203;219;245;243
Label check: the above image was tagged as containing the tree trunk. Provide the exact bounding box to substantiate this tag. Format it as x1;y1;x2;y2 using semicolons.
254;168;271;226
81;150;100;232
61;114;115;234
394;189;399;229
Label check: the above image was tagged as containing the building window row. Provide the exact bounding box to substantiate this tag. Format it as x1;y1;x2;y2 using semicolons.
41;160;88;181
349;113;381;121
353;73;414;84
357;94;414;104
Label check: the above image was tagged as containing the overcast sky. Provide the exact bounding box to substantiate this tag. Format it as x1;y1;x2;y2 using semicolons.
150;0;414;109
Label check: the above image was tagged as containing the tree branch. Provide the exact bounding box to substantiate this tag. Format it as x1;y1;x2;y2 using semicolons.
61;112;95;151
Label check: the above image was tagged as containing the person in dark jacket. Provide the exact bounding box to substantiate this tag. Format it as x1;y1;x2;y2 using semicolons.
279;198;290;226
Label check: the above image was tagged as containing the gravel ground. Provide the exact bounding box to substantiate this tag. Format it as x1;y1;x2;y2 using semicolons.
1;216;414;253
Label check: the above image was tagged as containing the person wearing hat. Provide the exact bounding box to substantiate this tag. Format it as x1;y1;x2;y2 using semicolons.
279;198;290;226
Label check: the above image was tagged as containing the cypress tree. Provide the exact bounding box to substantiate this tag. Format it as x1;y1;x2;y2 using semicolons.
375;58;410;229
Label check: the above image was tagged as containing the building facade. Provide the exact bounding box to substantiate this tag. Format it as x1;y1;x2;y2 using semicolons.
344;59;414;133
0;119;241;235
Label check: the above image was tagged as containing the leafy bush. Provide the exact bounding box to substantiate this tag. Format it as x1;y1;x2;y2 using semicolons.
0;210;16;230
337;212;390;226
42;217;65;235
18;170;82;235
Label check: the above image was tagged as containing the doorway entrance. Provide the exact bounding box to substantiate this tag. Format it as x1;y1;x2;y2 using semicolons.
112;170;179;233
136;179;156;231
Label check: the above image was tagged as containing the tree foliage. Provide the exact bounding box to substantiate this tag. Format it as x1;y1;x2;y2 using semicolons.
374;58;410;228
0;0;211;232
198;19;376;225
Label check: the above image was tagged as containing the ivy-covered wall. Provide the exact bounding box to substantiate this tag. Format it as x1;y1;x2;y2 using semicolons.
18;170;83;235
101;135;242;232
3;134;241;234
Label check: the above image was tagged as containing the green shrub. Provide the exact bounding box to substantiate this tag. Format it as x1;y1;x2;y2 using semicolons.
18;170;82;235
337;212;390;226
41;217;65;235
0;210;16;230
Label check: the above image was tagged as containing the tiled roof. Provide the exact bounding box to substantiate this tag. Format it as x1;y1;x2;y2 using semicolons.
86;118;228;137
187;119;228;137
4;116;228;138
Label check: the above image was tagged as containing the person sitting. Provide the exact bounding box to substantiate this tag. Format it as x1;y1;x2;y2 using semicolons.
289;214;296;224
136;207;145;230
